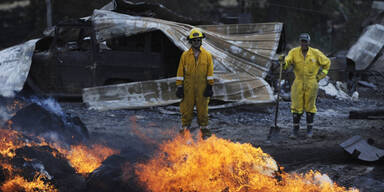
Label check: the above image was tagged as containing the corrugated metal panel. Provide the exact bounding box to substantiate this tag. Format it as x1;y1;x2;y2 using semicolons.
340;135;384;162
0;39;38;97
83;73;274;110
372;1;384;11
346;24;384;71
369;51;384;71
83;10;281;110
91;9;283;78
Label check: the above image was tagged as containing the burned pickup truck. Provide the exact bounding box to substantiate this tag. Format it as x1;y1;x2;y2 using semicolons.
29;19;182;97
0;10;285;110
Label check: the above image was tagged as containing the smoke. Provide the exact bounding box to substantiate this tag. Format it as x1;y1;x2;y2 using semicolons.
28;161;53;180
40;131;61;144
0;107;11;123
29;96;64;116
9;96;90;145
313;172;333;185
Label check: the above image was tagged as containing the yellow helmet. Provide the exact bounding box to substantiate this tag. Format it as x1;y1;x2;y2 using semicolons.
188;28;205;40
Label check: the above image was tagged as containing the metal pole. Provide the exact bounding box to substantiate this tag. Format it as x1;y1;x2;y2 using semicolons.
45;0;52;27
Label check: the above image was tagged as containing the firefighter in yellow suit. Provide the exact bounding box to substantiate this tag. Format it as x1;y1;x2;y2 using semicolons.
283;33;330;139
175;28;214;137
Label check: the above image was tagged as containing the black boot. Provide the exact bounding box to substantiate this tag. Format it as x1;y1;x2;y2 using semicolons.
290;113;302;139
179;125;190;134
199;126;211;139
306;112;314;138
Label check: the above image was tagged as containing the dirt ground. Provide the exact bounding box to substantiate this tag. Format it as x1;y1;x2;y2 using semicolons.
59;86;384;191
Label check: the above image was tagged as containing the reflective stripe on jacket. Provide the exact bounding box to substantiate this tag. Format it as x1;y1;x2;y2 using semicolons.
176;47;214;86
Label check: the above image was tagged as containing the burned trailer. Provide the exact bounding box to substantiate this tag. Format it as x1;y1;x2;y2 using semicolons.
27;18;182;97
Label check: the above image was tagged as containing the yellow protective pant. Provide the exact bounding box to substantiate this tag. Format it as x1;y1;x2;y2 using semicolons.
291;78;318;113
180;85;209;127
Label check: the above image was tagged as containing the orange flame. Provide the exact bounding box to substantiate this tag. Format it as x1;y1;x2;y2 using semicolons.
0;129;58;191
0;128;118;191
57;144;119;175
135;132;358;192
0;162;14;172
0;129;26;158
0;175;57;192
0;128;118;175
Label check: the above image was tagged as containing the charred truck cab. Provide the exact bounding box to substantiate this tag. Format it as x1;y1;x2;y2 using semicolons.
28;19;182;97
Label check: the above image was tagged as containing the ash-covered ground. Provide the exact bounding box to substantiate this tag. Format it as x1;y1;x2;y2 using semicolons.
59;85;384;191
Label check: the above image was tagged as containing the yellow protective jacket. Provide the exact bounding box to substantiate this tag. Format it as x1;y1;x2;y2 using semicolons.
176;47;214;126
176;47;214;86
284;47;330;113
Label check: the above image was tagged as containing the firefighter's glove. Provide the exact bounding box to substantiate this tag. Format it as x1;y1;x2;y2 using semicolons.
204;84;213;97
176;86;184;99
316;72;327;82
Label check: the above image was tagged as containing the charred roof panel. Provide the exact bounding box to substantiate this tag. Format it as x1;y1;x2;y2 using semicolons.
0;39;38;97
346;24;384;71
91;9;283;78
83;10;282;110
113;0;208;25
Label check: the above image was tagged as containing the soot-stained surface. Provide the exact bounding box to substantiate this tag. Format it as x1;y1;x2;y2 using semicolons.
59;93;384;191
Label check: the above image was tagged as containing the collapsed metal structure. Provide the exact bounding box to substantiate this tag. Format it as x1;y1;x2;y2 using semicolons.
82;10;284;110
345;24;384;92
347;24;384;72
0;9;284;110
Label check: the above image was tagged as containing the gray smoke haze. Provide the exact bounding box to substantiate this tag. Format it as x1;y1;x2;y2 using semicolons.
0;107;11;123
30;96;64;116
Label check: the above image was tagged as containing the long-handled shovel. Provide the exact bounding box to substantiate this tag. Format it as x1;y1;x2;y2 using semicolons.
266;59;284;142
